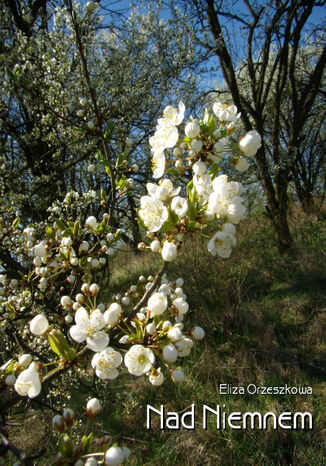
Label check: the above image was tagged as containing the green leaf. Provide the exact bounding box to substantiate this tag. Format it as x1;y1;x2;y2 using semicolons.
116;152;125;167
48;330;72;358
187;220;196;231
46;226;55;240
186;180;195;203
100;189;108;202
5;67;15;81
59;434;74;459
48;332;64;357
209;163;220;178
55;219;68;231
166;167;179;176
137;215;147;230
12;217;20;228
104;121;114;140
82;433;93;455
96;150;104;162
73;221;80;237
187;199;197;221
208;115;216;136
66;348;77;362
0;359;15;373
161;219;174;234
61;229;72;238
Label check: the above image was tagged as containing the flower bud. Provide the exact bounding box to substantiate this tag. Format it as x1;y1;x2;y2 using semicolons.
61;296;73;308
163;343;178;362
52;414;65;432
191;139;203;152
63;408;74;426
149;368;164;386
146;323;156;335
162;320;172;331
85;458;98;466
81;283;90;294
105;446;125;466
239;130;261;157
86;398;101;419
175;277;184;287
171;369;185;383
234;156;249;172
19;354;32;368
29;315;49;336
90;283;100;296
192;160;206;176
86;216;98;229
88;164;96;173
5;375;16;386
161;242;177;262
121;296;130;306
150;240;161;253
191;326;205;340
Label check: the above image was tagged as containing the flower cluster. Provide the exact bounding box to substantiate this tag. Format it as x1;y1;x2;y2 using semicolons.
139;102;261;260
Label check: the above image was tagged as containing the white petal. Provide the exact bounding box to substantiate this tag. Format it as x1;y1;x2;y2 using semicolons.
90;309;105;330
69;325;86;343
28;378;41;398
86;332;109;352
91;352;101;369
74;307;89;328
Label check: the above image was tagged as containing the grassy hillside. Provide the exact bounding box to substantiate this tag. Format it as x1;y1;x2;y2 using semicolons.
6;206;326;465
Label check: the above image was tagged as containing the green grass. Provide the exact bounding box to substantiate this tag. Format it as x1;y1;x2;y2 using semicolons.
5;205;326;465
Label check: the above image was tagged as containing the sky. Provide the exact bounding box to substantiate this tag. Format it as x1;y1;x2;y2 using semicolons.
97;0;326;88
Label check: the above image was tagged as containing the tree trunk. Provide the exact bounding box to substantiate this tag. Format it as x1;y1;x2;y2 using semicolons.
294;179;315;213
268;207;293;254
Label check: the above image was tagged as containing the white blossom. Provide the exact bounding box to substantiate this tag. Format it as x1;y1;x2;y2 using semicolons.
213;102;241;123
239;130;262;157
29;315;49;336
171;196;188;218
234;156;249;172
91;347;122;379
161;241;177;261
185;120;200;138
207;231;236;258
139;196;168;232
14;367;41;398
34;241;47;258
148;292;168;317
124;345;155;376
149;368;164;386
69;308;109;352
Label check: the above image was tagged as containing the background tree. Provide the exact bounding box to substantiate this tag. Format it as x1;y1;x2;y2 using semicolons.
0;0;203;265
179;0;326;252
